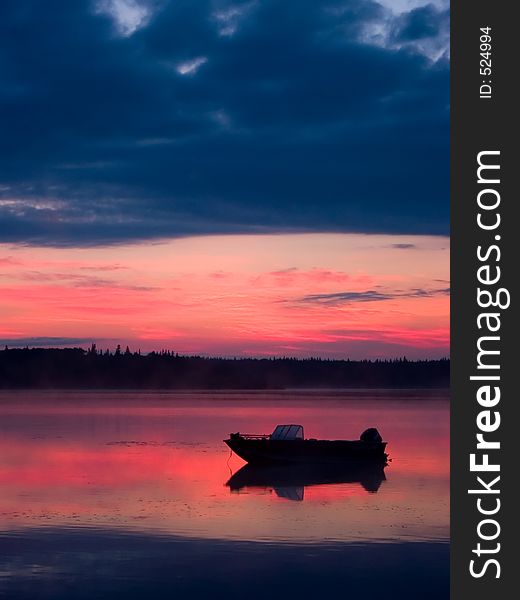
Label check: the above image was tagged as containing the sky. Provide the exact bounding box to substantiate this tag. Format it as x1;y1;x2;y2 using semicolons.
0;0;449;359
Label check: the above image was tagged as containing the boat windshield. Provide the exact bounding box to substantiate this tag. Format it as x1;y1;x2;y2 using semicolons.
271;424;304;440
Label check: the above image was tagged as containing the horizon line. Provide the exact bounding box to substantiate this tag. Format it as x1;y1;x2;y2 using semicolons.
1;345;451;363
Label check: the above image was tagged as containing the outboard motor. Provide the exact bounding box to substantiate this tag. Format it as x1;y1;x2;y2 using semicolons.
360;428;383;443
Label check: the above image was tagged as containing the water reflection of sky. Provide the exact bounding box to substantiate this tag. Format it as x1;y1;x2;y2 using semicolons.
0;391;449;544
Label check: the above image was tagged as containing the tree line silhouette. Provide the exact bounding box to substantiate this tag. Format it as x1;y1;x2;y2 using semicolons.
0;345;449;389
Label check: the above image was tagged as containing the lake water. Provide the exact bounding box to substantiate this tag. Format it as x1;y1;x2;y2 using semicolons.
0;390;449;599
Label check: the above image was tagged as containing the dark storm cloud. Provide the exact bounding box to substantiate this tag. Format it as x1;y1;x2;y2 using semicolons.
393;4;449;42
0;0;449;246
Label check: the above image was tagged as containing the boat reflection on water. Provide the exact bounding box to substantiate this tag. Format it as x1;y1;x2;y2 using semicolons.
226;459;387;501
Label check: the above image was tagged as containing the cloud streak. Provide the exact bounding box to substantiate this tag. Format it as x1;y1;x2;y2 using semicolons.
0;337;98;348
299;287;450;305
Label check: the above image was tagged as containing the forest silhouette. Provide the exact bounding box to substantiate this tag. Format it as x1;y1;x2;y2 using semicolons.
0;346;449;389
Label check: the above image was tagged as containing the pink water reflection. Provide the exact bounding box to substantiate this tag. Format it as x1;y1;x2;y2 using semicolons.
0;391;449;543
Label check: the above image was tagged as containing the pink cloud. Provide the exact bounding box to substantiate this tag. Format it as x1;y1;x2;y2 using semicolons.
0;234;449;358
0;256;22;267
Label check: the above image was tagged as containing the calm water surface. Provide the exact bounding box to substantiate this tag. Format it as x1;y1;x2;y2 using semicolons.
0;390;449;599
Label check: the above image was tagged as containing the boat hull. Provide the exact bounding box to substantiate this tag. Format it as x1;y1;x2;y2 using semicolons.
224;437;387;465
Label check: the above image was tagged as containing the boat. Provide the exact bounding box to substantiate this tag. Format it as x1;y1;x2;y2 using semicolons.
224;424;387;465
226;460;386;500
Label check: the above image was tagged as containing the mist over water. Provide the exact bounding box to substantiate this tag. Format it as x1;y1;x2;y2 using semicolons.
0;390;449;599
